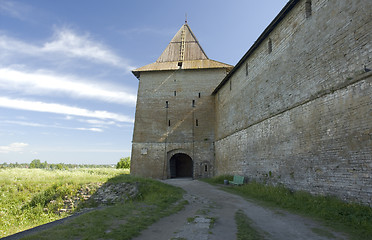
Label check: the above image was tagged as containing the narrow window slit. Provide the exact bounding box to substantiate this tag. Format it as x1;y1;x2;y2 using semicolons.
305;0;312;18
192;100;195;107
268;38;272;53
196;119;199;126
168;120;171;126
174;91;176;96
165;101;169;108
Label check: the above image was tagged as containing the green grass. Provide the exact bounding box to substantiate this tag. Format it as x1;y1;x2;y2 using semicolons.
311;227;336;239
203;176;372;240
235;210;265;240
0;168;128;238
202;174;233;185
20;174;186;240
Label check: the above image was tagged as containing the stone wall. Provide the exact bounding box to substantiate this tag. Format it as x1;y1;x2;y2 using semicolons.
131;69;228;179
214;0;372;205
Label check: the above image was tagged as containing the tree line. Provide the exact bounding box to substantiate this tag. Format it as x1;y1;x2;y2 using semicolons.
0;159;120;169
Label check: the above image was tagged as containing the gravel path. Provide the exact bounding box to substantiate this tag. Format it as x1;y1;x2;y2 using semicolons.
133;178;348;240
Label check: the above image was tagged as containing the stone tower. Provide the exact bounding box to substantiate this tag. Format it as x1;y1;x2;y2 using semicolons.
131;22;233;179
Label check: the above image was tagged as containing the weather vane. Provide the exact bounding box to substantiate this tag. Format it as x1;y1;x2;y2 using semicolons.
185;13;188;24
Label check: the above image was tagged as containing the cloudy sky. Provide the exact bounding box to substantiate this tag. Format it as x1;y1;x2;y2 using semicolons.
0;0;288;164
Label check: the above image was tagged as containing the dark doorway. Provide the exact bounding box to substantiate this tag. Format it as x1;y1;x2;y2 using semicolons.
169;153;193;178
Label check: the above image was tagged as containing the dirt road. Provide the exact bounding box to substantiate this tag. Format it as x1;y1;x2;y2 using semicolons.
133;178;348;240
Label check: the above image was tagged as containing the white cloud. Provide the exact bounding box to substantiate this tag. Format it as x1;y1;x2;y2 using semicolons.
43;28;136;71
0;34;39;56
2;120;44;127
76;127;103;132
0;0;32;21
0;28;135;71
82;119;116;125
0;97;134;123
0;142;28;153
0;68;137;105
1;120;104;132
76;118;117;127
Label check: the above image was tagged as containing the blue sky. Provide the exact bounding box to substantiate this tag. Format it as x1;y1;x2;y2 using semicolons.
0;0;288;165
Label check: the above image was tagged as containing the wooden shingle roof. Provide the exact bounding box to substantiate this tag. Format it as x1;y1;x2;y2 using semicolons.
132;23;233;79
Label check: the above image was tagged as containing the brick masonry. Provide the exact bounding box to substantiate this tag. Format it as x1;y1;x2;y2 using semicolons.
131;0;372;205
214;0;372;205
131;69;228;179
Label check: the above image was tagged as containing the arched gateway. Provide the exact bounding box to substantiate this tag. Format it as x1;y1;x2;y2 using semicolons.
169;153;193;178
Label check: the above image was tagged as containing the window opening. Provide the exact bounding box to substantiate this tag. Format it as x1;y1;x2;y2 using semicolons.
165;101;169;108
196;119;199;126
168;120;171;126
305;0;312;18
174;91;176;96
192;100;195;107
268;38;272;53
229;80;232;91
198;92;201;98
204;165;208;172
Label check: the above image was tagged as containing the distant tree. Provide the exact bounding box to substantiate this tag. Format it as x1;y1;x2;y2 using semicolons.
56;163;63;170
29;159;50;169
116;157;130;169
30;159;42;168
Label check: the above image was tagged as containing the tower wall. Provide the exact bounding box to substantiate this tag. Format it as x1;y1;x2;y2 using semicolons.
214;0;372;205
131;69;229;179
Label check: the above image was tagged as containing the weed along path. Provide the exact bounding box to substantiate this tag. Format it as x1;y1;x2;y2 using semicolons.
133;178;348;240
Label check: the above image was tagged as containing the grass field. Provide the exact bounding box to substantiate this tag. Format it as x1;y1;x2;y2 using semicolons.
0;168;129;238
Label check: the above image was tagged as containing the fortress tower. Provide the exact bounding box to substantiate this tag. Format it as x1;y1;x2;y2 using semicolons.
131;22;233;179
130;0;372;205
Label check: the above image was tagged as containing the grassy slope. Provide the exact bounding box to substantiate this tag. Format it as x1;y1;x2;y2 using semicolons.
0;168;128;238
203;175;372;240
21;174;186;240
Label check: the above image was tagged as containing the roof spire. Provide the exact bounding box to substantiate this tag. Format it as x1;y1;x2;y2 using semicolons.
155;23;209;63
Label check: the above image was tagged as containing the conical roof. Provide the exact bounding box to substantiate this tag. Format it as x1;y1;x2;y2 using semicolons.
156;23;208;63
132;23;233;78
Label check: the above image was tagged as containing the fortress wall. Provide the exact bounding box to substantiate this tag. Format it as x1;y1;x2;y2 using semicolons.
131;69;227;178
133;70;225;143
214;0;372;205
131;143;166;179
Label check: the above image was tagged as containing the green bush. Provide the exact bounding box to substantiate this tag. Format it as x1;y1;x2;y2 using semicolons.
116;157;130;169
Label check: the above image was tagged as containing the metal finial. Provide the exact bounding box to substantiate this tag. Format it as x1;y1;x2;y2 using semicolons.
185;13;187;24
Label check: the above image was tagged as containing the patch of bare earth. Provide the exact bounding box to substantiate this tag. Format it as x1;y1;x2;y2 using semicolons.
133;179;348;240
